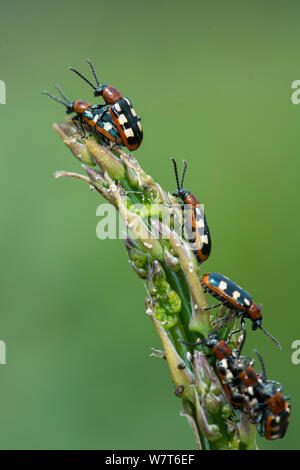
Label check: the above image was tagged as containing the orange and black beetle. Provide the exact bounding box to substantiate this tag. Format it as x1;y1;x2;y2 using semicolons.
200;272;281;348
69;60;143;151
43;60;143;151
171;158;211;264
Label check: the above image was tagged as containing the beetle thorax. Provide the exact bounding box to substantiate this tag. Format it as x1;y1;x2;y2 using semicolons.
267;392;287;414
102;85;123;103
248;302;262;322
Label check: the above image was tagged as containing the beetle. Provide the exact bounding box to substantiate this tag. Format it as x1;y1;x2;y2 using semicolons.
262;390;291;440
212;339;290;439
241;350;290;440
171;158;211;264
200;333;249;409
200;272;281;348
196;331;264;410
182;330;254;409
182;333;290;439
42;85;122;146
69;59;143;151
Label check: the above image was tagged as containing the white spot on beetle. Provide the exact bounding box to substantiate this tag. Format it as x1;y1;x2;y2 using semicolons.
219;281;227;291
115;103;121;112
220;359;228;369
226;370;233;380
232;290;241;300
200;234;209;244
124;128;134;138
104;122;113;131
244;298;251;306
131;107;137;117
118;114;128;125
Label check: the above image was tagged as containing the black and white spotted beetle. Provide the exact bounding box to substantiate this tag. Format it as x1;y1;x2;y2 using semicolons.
171;159;211;264
69;60;143;151
200;272;281;348
182;333;290;439
241;350;291;440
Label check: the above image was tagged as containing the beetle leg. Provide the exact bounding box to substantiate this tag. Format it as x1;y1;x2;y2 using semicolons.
211;312;231;327
72;116;85;138
201;303;222;311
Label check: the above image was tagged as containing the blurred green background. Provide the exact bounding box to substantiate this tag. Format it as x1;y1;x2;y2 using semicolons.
0;0;299;450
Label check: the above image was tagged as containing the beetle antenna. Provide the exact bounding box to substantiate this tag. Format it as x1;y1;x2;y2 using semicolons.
180;160;187;189
259;326;281;350
54;85;71;104
86;59;100;88
171;158;180;192
180;338;205;347
253;349;267;380
69;66;96;91
42;90;68;108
